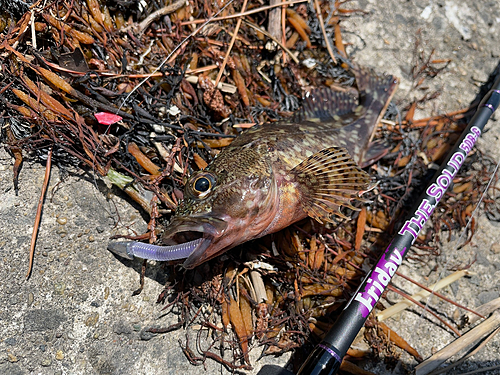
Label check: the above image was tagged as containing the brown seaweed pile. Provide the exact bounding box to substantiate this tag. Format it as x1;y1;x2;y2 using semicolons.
1;0;499;371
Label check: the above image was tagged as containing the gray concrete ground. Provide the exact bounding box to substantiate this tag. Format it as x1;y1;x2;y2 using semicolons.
1;1;500;374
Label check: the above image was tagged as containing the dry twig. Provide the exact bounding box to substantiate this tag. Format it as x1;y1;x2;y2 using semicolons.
26;148;52;279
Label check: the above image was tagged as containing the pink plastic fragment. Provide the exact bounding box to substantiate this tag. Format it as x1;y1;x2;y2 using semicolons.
94;112;122;125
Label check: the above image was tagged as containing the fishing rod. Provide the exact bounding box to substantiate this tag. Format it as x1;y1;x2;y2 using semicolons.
258;72;500;375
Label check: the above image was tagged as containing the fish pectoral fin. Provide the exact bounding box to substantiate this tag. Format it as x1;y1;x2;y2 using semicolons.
291;146;371;224
294;88;357;124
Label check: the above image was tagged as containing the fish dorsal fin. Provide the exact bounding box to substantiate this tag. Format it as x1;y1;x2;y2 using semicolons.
291;147;371;224
294;88;357;124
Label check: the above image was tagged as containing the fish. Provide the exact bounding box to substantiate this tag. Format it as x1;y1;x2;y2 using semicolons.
108;67;399;269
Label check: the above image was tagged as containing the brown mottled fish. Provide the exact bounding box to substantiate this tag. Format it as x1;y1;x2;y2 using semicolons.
108;67;398;268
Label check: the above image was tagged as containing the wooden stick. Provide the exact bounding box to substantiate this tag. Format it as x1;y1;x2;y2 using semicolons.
427;326;500;375
466;297;500;326
268;0;282;48
415;311;500;375
26;148;52;279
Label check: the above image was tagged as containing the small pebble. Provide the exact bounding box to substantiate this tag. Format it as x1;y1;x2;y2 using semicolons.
104;286;110;300
88;235;95;242
57;217;67;225
41;358;52;367
27;292;34;306
54;283;66;295
55;350;64;360
85;312;99;327
491;243;500;254
140;328;157;341
7;353;18;362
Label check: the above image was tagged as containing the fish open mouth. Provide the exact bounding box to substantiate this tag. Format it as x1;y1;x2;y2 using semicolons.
107;216;227;268
161;216;228;268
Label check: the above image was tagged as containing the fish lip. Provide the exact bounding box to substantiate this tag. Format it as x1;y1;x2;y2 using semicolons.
160;215;228;269
161;216;228;239
182;237;213;269
182;238;213;269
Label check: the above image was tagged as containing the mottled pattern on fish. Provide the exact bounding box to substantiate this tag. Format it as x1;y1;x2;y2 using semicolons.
163;67;399;268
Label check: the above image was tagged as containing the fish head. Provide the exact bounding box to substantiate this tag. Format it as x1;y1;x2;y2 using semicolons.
161;147;279;269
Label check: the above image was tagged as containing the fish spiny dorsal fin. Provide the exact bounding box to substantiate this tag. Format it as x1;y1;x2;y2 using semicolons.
351;65;398;127
332;66;399;165
291;146;371;224
293;88;357;124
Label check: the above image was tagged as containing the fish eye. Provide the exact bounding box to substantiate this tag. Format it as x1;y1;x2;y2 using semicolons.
191;173;215;198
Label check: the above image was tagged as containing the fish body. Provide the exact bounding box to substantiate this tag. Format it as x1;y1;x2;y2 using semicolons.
108;67;398;268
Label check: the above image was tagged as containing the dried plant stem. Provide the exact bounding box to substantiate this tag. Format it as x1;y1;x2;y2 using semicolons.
426;326;500;375
281;0;287;63
268;0;282;46
137;0;186;33
243;21;299;64
377;270;471;321
395;271;485;319
313;0;337;64
26;148;52;279
179;0;307;25
387;285;461;337
415;311;500;375
467;297;500;326
214;0;249;88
